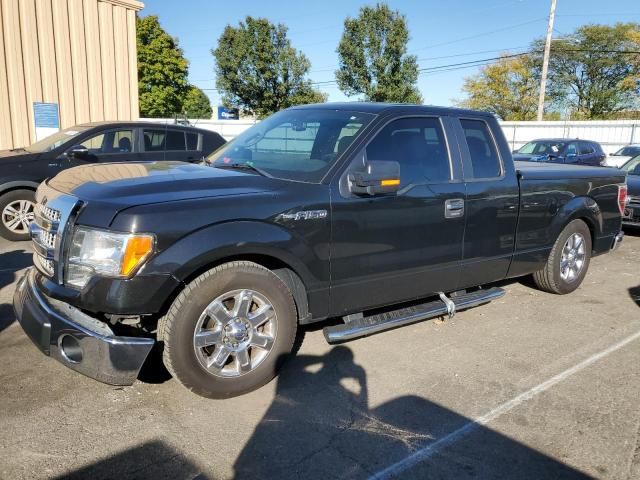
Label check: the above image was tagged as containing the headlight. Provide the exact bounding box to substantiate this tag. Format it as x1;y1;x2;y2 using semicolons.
66;227;155;289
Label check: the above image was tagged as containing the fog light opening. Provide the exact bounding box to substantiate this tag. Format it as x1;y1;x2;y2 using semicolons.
59;335;83;364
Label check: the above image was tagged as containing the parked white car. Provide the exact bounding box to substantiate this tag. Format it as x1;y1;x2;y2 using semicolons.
604;144;640;167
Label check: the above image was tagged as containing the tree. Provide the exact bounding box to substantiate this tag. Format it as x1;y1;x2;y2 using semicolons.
456;55;541;120
137;15;190;117
212;17;326;118
336;3;422;104
536;23;640;119
182;86;212;119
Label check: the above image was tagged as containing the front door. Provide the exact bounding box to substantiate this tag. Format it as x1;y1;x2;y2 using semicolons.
329;116;466;316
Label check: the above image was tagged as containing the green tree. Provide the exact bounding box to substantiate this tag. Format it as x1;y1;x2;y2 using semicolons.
536;23;640;119
336;3;421;103
456;55;541;120
137;15;190;117
213;17;326;118
182;86;212;119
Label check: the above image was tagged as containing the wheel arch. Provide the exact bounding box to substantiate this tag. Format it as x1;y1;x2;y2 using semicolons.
0;181;39;196
551;195;602;251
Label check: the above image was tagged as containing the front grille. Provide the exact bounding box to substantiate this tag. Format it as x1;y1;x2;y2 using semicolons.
31;203;62;278
30;189;78;283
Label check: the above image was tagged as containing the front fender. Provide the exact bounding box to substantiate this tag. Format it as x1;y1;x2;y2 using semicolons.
146;220;330;299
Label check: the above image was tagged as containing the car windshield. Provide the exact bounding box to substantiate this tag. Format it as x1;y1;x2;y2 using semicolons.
25;126;89;153
207;109;375;182
622;155;640;175
613;146;640;157
517;141;566;155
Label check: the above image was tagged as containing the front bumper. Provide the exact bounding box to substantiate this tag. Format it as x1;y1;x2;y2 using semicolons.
13;268;155;386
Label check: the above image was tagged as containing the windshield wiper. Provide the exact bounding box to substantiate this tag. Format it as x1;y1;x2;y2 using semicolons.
215;162;271;177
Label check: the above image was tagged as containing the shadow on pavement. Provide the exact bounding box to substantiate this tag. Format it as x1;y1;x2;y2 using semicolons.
232;346;591;479
0;248;32;333
52;440;208;480
629;286;640;307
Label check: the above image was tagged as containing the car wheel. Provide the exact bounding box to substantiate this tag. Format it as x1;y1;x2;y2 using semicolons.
0;189;36;241
158;261;299;399
532;219;592;294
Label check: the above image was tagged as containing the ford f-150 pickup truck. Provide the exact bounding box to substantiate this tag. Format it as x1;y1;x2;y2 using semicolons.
13;103;627;399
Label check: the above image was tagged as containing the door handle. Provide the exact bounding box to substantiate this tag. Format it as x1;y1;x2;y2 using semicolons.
444;198;464;219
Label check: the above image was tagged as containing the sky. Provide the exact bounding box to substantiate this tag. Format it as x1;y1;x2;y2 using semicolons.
142;0;640;109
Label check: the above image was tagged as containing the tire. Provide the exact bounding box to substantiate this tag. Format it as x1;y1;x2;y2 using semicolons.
532;219;592;294
0;189;36;241
158;261;299;399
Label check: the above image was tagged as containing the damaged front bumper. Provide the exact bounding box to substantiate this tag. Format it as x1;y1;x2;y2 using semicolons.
13;268;155;386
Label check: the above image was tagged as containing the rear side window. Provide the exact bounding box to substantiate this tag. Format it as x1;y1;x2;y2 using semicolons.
186;133;199;151
366;117;450;186
166;130;186;151
579;142;595;155
143;129;166;152
460;119;501;179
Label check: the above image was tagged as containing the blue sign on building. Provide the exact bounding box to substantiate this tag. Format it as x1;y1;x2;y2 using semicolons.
33;102;60;129
217;106;239;120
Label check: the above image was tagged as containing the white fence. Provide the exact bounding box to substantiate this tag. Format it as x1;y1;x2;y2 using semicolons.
142;117;640;155
500;120;640;154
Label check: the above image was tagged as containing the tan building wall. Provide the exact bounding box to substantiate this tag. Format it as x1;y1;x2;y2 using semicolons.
0;0;143;150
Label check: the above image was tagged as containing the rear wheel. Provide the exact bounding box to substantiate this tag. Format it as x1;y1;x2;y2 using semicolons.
532;219;592;294
159;261;299;398
0;189;35;241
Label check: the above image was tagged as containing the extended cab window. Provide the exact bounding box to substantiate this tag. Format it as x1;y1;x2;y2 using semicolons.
366;117;450;186
460;119;501;178
208;109;374;182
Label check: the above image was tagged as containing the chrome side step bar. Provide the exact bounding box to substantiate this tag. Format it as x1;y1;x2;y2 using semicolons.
323;287;505;344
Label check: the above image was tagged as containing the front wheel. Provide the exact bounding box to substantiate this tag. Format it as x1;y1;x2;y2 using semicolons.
159;261;299;398
532;219;592;294
0;189;36;241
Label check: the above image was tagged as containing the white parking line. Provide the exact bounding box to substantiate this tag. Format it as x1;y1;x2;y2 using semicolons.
370;328;640;479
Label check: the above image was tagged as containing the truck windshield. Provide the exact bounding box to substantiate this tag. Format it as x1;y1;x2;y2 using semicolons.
518;141;566;155
207;109;375;182
25;126;89;153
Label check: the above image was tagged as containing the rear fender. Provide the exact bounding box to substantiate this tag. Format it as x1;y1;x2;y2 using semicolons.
549;195;603;247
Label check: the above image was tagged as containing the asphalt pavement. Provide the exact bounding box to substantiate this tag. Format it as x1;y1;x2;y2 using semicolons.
1;232;639;479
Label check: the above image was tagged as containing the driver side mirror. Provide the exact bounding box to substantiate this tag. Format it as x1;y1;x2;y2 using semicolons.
348;161;401;196
66;144;89;160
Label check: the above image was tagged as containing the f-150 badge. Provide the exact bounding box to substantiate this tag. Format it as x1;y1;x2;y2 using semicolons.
279;210;328;221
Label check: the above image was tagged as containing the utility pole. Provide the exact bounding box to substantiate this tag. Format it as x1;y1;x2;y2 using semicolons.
537;0;557;121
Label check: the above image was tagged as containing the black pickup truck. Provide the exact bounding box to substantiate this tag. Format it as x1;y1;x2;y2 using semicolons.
13;103;627;399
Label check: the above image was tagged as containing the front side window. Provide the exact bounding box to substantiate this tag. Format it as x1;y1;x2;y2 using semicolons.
80;129;133;153
208;109;374;182
615;146;640;156
566;143;578;156
365;117;450;186
460;119;501;178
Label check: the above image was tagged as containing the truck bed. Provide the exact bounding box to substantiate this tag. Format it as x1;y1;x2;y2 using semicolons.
515;160;626;182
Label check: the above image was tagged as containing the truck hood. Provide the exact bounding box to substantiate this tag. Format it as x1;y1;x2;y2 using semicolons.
47;161;286;208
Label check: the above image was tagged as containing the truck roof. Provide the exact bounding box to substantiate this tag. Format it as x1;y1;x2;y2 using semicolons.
289;102;496;118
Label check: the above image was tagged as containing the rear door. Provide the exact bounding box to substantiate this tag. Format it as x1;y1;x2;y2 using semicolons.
454;116;520;288
329;115;466;315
